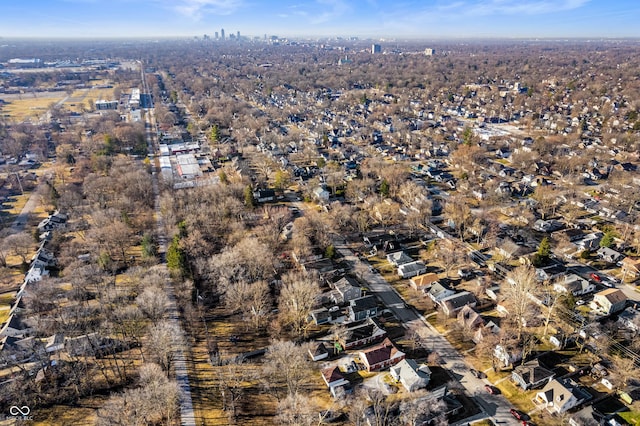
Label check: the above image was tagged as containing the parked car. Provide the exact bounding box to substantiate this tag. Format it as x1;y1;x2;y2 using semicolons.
590;272;602;282
470;369;486;379
510;409;524;420
485;385;496;394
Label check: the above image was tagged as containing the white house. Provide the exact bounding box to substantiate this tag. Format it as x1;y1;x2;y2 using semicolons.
535;378;591;414
390;359;431;392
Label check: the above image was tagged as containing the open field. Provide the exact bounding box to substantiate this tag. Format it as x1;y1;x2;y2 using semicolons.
0;86;115;121
64;87;116;112
0;95;65;122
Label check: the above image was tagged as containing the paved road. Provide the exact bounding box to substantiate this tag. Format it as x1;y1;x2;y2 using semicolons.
335;241;520;426
142;74;196;426
9;171;52;233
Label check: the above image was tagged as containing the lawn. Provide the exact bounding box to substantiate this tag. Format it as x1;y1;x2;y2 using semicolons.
619;411;640;425
1;92;66;122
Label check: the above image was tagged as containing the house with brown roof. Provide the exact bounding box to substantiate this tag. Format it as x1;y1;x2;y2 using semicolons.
321;366;349;398
457;305;484;330
441;291;477;317
358;338;405;372
409;272;439;291
589;288;627;315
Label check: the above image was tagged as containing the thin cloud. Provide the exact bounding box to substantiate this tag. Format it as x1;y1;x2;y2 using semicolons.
310;0;350;24
429;0;590;17
164;0;244;19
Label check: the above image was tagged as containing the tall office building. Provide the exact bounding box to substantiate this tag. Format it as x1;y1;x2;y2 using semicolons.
237;31;240;40
214;31;219;39
221;28;225;40
371;44;381;54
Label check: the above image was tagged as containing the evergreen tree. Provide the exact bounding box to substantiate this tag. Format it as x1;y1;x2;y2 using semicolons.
379;179;390;197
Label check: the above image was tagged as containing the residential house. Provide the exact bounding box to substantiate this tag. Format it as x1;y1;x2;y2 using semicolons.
535;264;566;282
457;305;485;330
590;288;627;315
512;359;555;390
390;359;431;392
497;238;533;259
577;232;603;251
494;344;522;369
386;251;413;267
312;186;330;202
397;261;427;278
310;308;331;325
535;378;591;414
338;318;386;351
473;321;501;344
44;333;65;353
348;295;379;322
0;315;32;338
309;343;329;361
427;283;455;305
554;274;595;296
409;273;439;292
621;257;640;281
252;189;276;203
617;306;640;334
534;219;563;233
358;338;405;372
440;291;477;317
321;366;349;398
597;247;624;264
331;276;362;304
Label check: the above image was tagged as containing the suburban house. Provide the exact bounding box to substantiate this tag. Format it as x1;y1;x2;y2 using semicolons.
457;305;485;330
577;232;603;251
617;306;640;333
386;251;413;267
252;189;276;203
331;276;362;304
535;378;591;414
348;295;379;322
309;343;329;361
494;345;522;369
590;288;627;315
473;321;500;344
338;318;386;351
553;274;595;296
321;366;349;398
310;308;332;325
535;264;566;282
440;291;477;317
398;261;427;278
597;247;624;264
409;273;439;291
358;338;406;372
427;282;455;304
621;257;640;281
512;359;555;390
390;359;431;392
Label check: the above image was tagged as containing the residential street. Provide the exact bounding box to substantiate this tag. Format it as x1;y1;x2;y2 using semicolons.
335;242;521;425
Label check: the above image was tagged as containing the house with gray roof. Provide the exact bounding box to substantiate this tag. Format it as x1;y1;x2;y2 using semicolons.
390;359;431;392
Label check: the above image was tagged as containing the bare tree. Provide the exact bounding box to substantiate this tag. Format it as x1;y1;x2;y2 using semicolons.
136;285;169;321
276;392;318;426
400;391;447;426
4;232;33;265
503;265;539;341
278;271;320;337
145;320;185;374
262;340;313;398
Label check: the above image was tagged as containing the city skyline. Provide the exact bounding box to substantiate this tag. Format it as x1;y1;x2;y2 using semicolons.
1;0;640;39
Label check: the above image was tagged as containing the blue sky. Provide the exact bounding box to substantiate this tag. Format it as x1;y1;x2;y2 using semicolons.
1;0;639;39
